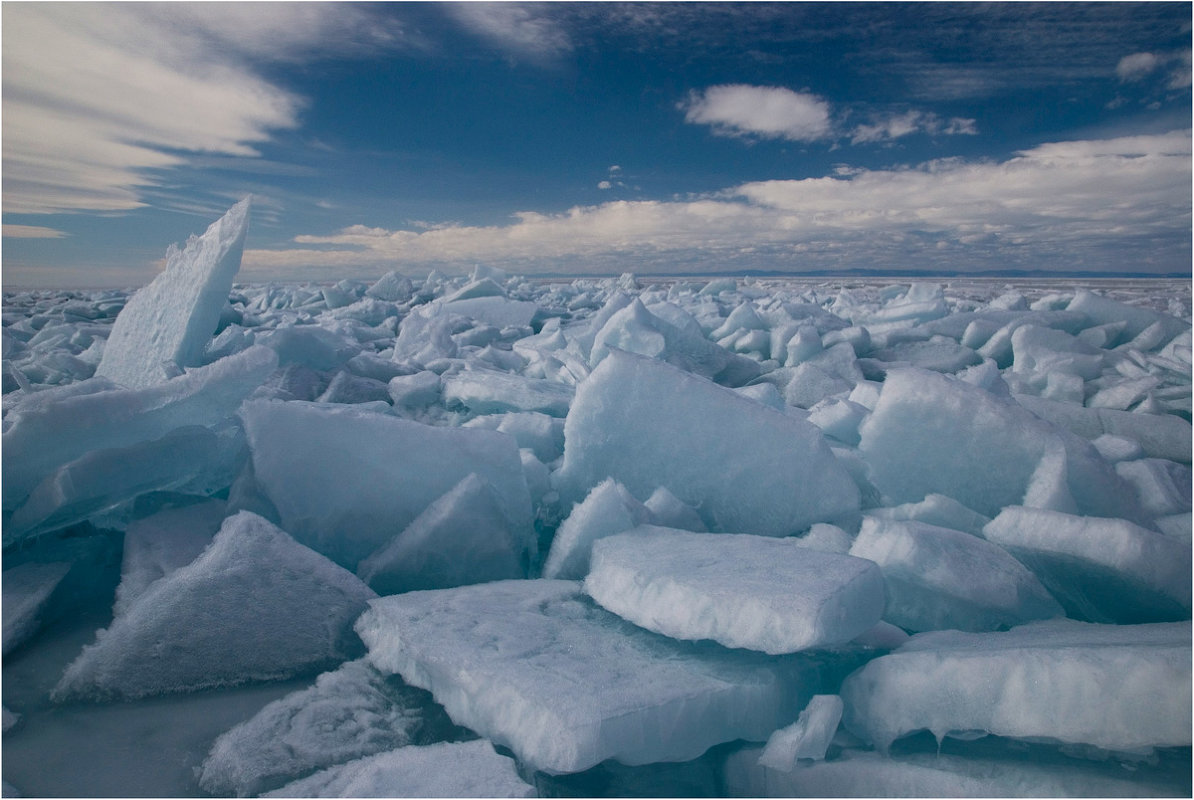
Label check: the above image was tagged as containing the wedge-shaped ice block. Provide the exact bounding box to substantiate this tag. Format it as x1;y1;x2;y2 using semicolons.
857;367;1147;523
840;619;1191;753
357;474;523;595
585;528;885;654
3;344;277;509
52;511;376;702
241;399;533;569
2;561;70;655
263;740;535;798
983;506;1192;623
555;350;860;536
355;580;827;774
200;659;461;797
542;478;653;580
725;747;1190;798
849;517;1062;633
97;199;250;389
757;694;844;769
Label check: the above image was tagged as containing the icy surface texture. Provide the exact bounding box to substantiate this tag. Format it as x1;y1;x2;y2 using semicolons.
53;512;376;701
555;350;860;536
263;740;535;798
356;579;827;774
2;561;70;655
542;478;654;580
113;499;225;617
96;199;250;389
858;367;1148;522
1014;393;1192;463
356;473;523;594
585;527;885;653
983;506;1192;623
725;747;1188;798
757;694;844;769
3;344;277;517
199;659;466;797
840;619;1191;753
241;399;533;569
849;516;1063;633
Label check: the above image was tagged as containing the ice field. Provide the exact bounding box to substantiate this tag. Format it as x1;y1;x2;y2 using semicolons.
2;201;1192;797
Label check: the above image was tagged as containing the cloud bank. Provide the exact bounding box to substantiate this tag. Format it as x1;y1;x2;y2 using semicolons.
245;130;1191;277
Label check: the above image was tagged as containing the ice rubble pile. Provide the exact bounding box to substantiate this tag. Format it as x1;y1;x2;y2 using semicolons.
2;202;1192;797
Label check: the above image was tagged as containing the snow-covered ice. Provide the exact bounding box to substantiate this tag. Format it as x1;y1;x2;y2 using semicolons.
585;527;885;653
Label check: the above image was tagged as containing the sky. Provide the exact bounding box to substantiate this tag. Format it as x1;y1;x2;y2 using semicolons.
2;2;1191;288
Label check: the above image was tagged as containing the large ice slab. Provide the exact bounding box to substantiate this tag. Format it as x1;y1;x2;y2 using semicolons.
241;399;533;569
849;517;1062;633
96;199;250;389
3;344;277;510
585;527;885;654
52;512;376;701
356;473;523;594
555;350;860;536
839;619;1191;753
199;659;463;797
263;740;535;798
982;506;1192;623
355;580;827;775
857;367;1148;522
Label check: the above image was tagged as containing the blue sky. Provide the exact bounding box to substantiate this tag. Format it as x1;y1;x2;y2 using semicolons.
3;2;1191;288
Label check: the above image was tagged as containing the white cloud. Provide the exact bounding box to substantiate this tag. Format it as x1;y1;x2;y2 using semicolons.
1117;52;1161;81
447;3;572;62
245;131;1191;277
2;224;69;239
598;181;613;190
682;85;833;142
1;4;405;215
849;111;978;144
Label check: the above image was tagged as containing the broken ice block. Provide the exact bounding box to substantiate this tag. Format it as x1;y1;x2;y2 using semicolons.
357;474;523;594
542;479;654;580
1013;393;1192;464
555;350;860;536
52;512;376;701
983;506;1192;623
442;368;574;417
356;580;827;774
263;740;534;798
585;527;885;654
96;199;250;389
241;399;533;569
757;694;844;770
840;619;1191;753
2;561;70;655
849;517;1062;633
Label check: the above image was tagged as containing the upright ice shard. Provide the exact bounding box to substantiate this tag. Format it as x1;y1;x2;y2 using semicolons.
97;198;251;389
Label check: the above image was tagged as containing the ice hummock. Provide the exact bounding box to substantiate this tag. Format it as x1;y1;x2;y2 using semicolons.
96;198;251;389
584;527;885;654
52;511;376;701
355;579;831;775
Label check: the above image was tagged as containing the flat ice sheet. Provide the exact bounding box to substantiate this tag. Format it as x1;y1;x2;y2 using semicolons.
839;619;1191;753
585;527;884;654
356;580;827;774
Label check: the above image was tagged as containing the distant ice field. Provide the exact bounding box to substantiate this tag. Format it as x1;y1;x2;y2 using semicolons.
3;203;1191;797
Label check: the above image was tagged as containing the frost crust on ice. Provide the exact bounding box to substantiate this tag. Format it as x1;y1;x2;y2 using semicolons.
96;198;250;389
585;527;885;654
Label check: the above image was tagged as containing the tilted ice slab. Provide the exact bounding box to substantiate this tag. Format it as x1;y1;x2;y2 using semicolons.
585;527;885;654
839;619;1192;753
356;580;827;775
3;344;277;510
200;658;462;797
441;368;574;417
53;512;376;702
357;473;523;595
1013;393;1192;464
97;198;250;389
2;561;70;655
757;694;844;769
555;350;860;536
542;478;654;580
263;740;535;798
983;506;1192;623
858;367;1147;523
241;399;533;569
849;517;1062;633
724;747;1189;798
